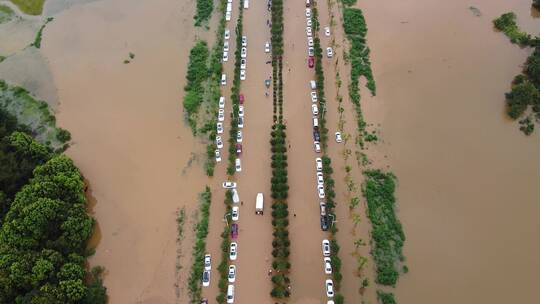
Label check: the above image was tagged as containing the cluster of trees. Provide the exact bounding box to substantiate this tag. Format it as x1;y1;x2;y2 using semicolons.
341;7;375;147
493;13;540;135
226;0;245;176
187;187;212;303
362;170;405;289
268;0;292;298
194;0;214;26
215;191;233;304
310;3;344;302
183;41;210;133
377;290;397;304
534;0;540;10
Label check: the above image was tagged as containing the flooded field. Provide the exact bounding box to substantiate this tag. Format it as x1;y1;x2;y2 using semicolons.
360;0;540;303
42;0;209;302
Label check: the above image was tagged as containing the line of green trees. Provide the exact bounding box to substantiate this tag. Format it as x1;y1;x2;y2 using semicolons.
340;6;375;147
183;41;210;132
187;187;212;303
311;3;344;302
194;0;214;26
268;0;292;298
32;17;54;49
226;0;245;176
0;109;106;303
493;12;540;135
215;190;233;304
362;170;405;289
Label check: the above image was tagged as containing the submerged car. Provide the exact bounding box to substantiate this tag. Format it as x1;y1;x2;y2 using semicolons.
335;132;343;143
204;254;211;271
308;56;314;68
325;26;331;36
324;257;332;274
325;279;334;297
215;149;222;162
229;242;238;260
265;42;271;53
326;47;333;58
222;181;237;189
216;136;224;149
231;223;238;239
232;206;239;221
235;158;242;172
322;239;331;256
228;265;236;283
202;270;210;287
240;69;246;80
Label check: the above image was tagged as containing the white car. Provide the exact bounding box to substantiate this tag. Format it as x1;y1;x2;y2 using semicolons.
316;172;324;185
265;42;271;53
225;11;231;21
310;91;317;103
244;0;249;9
229;242;238;260
216;136;224;149
305;8;311;17
314;141;321;153
218;109;225;121
235;158;242;172
307;18;312;27
222;181;237;189
219;96;225;109
325;279;334;297
326;47;333;58
227;285;235;304
223;51;229;62
232;206;239;221
217;122;224;134
324;257;332;274
224;29;230;40
316;157;323;172
317;184;325;198
311;104;319;115
221;74;227;86
236;130;243;143
215;149;222;162
242;36;248;47
308;46;314;56
202;270;210;287
322;239;331;256
224;40;230;52
308;37;314;47
238;116;244;128
335;132;342;143
306;26;312;37
241;47;247;58
325;26;331;37
240;69;246;81
238;105;245;117
241;58;247;69
228;265;237;283
204;254;211;271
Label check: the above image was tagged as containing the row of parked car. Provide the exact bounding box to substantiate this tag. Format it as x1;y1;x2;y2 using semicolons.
304;8;333;68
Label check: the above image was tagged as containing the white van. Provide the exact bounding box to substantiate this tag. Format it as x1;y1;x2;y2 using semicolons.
221;74;227;86
313;117;319;128
244;0;249;9
226;11;231;21
227;3;232;12
227;284;235;303
310;80;316;90
255;193;264;215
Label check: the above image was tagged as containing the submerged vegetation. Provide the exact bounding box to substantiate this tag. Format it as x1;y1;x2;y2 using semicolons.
10;0;45;16
0;4;15;24
183;41;210;132
0;102;106;303
187;187;212;303
0;80;70;150
194;0;214;26
493;12;540;135
32;17;54;49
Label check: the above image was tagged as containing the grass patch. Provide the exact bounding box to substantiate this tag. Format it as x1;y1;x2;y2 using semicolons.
32;17;54;49
362;170;405;287
0;80;70;150
10;0;45;15
0;4;15;24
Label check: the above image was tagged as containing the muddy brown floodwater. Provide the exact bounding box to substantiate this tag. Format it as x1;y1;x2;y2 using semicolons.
359;0;540;303
42;0;210;303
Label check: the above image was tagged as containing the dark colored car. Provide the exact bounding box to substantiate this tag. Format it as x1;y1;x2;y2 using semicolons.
201;299;208;304
308;56;315;68
239;94;245;104
313;130;321;142
236;143;242;156
265;79;271;88
320;215;329;231
231;223;238;239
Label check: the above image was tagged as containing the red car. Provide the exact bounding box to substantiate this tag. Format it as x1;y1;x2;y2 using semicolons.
239;94;245;104
308;56;315;68
231;223;238;239
236;143;242;156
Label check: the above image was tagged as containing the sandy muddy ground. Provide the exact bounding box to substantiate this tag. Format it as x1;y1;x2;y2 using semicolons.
359;0;540;303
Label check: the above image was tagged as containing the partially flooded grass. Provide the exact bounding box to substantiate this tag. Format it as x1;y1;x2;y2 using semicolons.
0;4;15;24
0;79;70;150
9;0;46;16
175;207;187;300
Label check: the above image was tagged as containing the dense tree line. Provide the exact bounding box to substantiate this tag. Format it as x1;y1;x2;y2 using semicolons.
194;0;214;26
215;191;232;304
493;12;540;134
